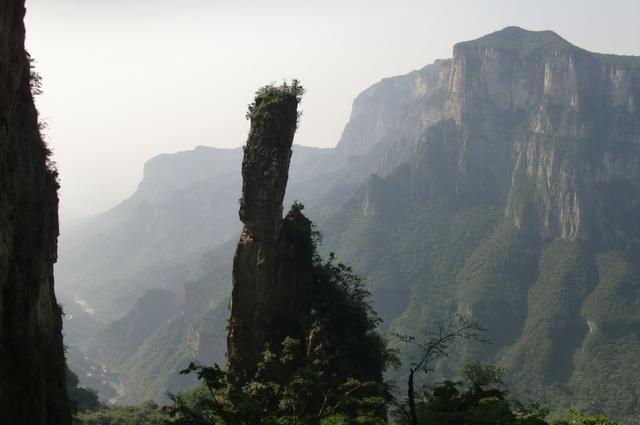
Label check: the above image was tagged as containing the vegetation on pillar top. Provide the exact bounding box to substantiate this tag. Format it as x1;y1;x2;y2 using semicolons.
246;79;305;119
240;79;304;170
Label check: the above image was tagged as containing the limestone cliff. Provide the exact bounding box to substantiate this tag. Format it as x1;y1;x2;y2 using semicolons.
336;27;640;245
336;58;452;160
0;1;70;424
446;27;640;244
227;82;312;386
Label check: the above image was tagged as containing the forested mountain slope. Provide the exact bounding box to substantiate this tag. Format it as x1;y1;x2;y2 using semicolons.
321;27;640;419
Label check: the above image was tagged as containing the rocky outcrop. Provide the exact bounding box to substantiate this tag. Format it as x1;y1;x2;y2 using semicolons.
336;59;452;159
227;82;312;387
0;1;70;423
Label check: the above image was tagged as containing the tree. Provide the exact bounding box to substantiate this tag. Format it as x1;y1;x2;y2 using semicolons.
391;362;548;425
167;339;390;425
66;368;100;413
393;316;487;425
551;411;618;425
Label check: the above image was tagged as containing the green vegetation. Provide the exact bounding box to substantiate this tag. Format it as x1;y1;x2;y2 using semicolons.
246;80;305;127
166;209;395;424
394;362;550;425
117;316;197;404
457;26;578;58
73;401;169;425
69;204;394;424
67;368;100;413
319;119;640;421
167;343;390;425
393;317;488;425
68;219;623;424
458;26;640;75
27;54;44;97
69;324;621;425
68;219;625;425
560;411;619;425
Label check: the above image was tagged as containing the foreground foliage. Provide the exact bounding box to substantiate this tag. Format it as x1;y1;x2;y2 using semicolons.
393;362;549;425
168;350;389;425
167;222;396;424
73;401;168;425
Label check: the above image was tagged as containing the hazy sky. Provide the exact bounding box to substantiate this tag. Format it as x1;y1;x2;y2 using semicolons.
25;0;639;223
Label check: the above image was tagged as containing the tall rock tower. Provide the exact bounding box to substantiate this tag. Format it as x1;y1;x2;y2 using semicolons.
0;1;71;424
226;82;313;388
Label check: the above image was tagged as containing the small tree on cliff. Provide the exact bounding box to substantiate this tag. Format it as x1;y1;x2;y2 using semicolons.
246;79;304;124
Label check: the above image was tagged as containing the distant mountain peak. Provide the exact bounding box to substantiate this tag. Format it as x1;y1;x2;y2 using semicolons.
456;26;576;55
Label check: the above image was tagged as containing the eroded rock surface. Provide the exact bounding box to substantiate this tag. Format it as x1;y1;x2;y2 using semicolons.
227;83;311;387
0;1;70;423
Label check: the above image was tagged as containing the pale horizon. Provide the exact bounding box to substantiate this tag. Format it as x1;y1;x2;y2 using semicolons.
25;0;639;223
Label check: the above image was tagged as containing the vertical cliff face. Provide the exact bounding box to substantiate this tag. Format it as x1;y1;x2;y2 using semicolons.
339;27;640;245
440;27;640;243
227;82;311;387
335;58;453;177
0;1;70;424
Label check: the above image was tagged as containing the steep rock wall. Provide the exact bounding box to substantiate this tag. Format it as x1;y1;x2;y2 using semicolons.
442;29;640;243
0;1;70;424
338;27;640;244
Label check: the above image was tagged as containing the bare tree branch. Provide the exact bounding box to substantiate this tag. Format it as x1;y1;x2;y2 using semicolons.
392;315;488;425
